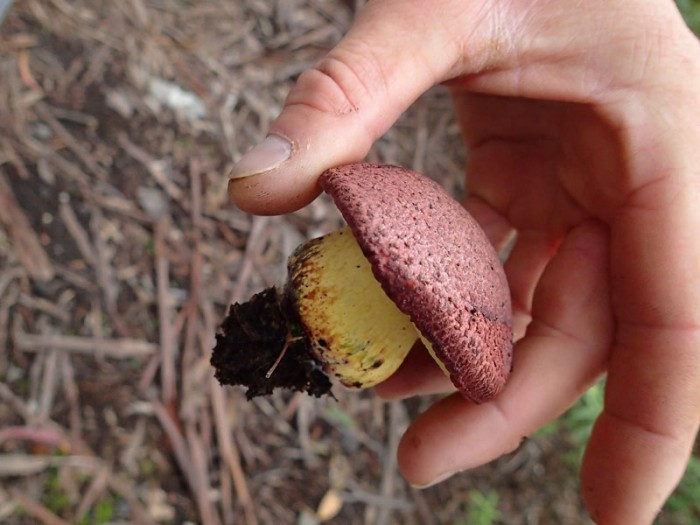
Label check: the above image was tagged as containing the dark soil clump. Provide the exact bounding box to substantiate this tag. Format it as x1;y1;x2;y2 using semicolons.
211;287;333;399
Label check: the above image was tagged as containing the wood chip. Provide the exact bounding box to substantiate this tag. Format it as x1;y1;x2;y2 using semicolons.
316;489;343;522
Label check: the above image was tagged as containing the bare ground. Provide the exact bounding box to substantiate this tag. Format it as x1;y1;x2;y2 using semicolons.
0;1;609;523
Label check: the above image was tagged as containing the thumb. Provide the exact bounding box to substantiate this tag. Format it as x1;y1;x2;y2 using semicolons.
228;0;480;214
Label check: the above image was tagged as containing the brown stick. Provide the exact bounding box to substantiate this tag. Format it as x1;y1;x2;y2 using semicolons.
0;173;54;281
209;375;258;525
7;488;72;525
14;330;157;358
155;217;177;406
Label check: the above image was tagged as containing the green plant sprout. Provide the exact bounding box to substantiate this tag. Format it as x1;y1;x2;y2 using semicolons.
458;489;503;525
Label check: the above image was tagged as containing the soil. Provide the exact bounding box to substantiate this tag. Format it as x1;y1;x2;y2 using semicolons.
212;287;333;399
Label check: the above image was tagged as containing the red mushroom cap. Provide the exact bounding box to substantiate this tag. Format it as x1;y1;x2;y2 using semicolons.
319;163;512;403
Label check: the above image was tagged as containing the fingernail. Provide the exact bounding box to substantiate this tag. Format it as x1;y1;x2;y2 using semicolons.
410;470;460;489
230;134;292;179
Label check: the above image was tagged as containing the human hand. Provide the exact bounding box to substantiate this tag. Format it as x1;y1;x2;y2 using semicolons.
228;1;700;523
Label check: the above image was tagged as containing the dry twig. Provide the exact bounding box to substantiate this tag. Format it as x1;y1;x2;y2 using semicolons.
13;330;158;358
0;172;54;281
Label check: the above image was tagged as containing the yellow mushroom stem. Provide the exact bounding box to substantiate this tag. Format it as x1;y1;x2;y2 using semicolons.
287;227;421;388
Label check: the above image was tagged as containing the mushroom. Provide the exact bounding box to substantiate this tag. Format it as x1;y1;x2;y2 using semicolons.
211;163;513;403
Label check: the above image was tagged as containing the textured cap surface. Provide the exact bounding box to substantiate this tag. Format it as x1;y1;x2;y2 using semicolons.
320;163;512;403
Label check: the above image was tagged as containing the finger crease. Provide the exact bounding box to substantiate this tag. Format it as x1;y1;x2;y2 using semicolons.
528;316;591;351
602;407;688;450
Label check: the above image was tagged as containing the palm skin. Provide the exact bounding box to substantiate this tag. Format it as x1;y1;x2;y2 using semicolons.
229;1;700;522
379;90;700;523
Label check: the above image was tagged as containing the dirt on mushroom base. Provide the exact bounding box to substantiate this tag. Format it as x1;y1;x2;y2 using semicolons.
211;286;333;399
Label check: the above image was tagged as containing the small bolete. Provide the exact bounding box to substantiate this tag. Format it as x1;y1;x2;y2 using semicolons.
211;163;513;403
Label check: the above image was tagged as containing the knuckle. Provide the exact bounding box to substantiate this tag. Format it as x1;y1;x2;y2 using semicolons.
287;46;382;117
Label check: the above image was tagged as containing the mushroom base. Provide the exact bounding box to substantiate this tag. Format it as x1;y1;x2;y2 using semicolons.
211;228;420;398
